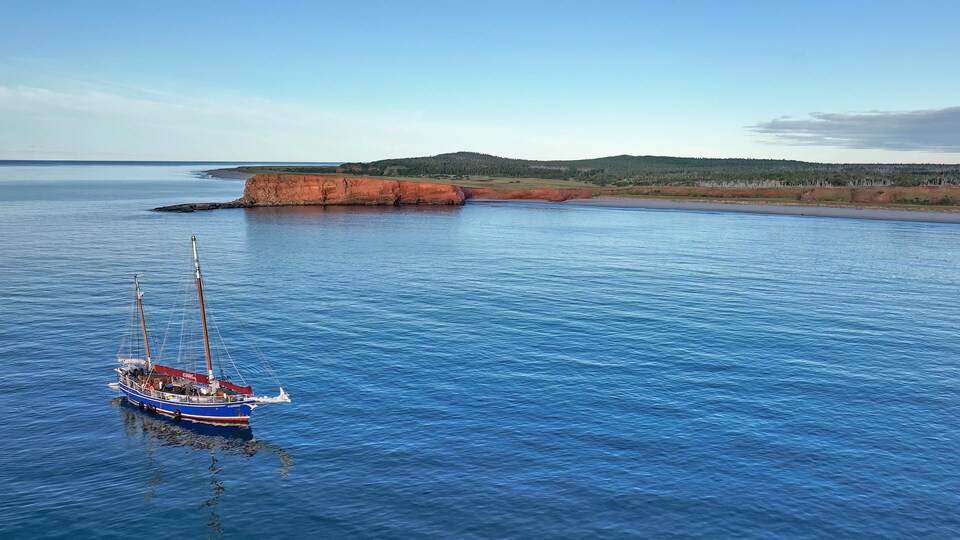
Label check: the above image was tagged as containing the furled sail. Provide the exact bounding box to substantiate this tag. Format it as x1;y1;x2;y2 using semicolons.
151;364;253;395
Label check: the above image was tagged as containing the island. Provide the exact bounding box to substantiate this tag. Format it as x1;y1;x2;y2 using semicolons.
156;152;960;220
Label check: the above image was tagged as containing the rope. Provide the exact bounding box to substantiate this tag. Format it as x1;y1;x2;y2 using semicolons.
156;273;188;363
197;247;283;391
194;248;243;384
206;306;244;385
118;280;140;360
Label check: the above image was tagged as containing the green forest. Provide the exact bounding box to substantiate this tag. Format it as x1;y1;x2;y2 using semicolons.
237;152;960;187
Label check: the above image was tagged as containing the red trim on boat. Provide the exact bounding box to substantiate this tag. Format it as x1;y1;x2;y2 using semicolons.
219;380;254;396
154;407;250;424
153;363;208;382
151;364;253;395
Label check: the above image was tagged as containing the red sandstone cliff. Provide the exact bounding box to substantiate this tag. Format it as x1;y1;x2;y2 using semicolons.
242;174;466;206
241;174;604;205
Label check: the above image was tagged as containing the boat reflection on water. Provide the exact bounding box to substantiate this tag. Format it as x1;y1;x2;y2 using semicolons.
115;396;261;447
113;397;292;534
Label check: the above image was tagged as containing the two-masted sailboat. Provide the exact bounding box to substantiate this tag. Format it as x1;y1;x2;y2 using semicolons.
112;236;290;424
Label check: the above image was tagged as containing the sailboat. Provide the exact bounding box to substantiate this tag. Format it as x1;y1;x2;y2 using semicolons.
112;235;290;424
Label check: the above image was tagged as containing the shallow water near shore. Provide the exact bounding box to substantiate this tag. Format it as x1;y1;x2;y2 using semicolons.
1;163;959;538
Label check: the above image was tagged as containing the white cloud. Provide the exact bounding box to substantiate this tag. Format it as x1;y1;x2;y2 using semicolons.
748;107;960;153
0;84;620;161
5;82;959;164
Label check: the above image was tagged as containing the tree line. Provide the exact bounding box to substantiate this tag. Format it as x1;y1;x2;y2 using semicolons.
237;151;960;187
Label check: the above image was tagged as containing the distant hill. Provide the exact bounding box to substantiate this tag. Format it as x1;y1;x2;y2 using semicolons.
237;151;960;187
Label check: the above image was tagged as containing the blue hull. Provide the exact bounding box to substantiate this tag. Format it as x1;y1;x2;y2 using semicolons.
118;382;254;424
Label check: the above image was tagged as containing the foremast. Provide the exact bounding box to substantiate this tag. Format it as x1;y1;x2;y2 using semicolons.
134;274;152;370
192;235;216;385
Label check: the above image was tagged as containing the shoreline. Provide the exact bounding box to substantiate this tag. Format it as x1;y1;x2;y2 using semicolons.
203;168;254;180
190;169;960;223
477;197;960;224
160;196;960;224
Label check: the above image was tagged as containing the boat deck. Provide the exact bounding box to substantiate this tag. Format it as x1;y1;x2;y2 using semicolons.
119;371;248;404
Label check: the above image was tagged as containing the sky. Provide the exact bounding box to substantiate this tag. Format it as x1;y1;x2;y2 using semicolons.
1;0;958;163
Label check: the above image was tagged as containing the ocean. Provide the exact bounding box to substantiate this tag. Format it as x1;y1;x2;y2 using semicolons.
1;162;958;538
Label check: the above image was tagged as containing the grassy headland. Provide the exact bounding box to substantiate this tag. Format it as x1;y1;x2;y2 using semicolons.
233;151;960;189
200;152;960;210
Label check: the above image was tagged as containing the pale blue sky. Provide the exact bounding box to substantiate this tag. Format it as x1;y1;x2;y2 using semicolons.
1;1;958;162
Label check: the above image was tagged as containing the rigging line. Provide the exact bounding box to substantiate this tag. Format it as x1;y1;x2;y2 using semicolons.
134;280;144;365
181;256;190;369
156;273;188;363
192;249;209;376
196;248;283;389
206;306;245;385
189;259;203;376
193;265;237;382
249;333;281;388
117;288;128;358
194;266;205;376
189;251;202;374
205;307;228;381
197;287;226;380
156;276;169;361
118;283;138;359
177;264;191;370
136;297;142;368
195;248;248;384
155;276;174;361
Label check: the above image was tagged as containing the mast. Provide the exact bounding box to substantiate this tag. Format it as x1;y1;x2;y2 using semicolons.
134;274;152;370
192;235;215;383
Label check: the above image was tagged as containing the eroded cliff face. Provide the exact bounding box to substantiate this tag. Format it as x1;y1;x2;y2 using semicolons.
241;174;466;206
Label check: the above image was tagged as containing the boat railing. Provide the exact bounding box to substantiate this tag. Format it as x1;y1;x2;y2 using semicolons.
120;375;245;404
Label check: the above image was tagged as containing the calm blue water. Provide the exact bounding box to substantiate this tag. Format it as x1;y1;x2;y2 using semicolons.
1;163;959;538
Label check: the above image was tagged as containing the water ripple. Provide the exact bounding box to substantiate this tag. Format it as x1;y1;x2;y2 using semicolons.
1;168;960;537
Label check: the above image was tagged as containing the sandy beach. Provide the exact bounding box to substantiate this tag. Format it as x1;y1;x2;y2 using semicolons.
568;198;960;223
472;198;960;224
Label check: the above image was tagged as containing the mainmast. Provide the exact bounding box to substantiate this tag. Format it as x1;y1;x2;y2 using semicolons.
192;235;216;383
134;274;152;370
